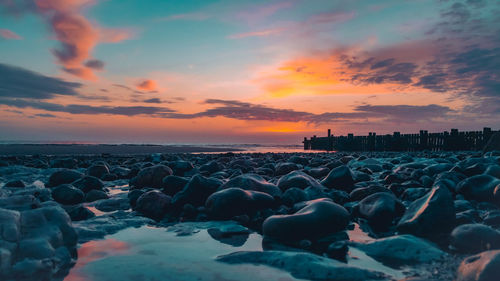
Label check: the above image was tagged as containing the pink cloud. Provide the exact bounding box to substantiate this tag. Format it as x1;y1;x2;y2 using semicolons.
136;79;157;91
0;28;21;39
228;28;284;39
236;1;294;23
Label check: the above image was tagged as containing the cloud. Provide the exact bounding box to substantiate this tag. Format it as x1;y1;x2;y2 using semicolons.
34;113;57;118
158;12;210;21
0;0;132;79
228;28;284;39
354;104;455;120
136;79;157;91
236;1;293;23
0;98;176;116
0;63;81;99
0;28;21;39
143;98;162;103
84;59;104;70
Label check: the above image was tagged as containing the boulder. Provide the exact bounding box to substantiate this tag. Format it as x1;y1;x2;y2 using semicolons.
263;198;349;241
71;176;104;193
450;224;500;254
47;169;83;187
87;164;109;179
321;165;355;192
172;175;222;207
205;188;274;219
457;175;500;203
353;192;405;231
51;184;84;205
277;170;323;191
135;190;171;221
130;164;173;189
161;175;189;196
220;173;281;197
457;250;500;281
397;183;455;238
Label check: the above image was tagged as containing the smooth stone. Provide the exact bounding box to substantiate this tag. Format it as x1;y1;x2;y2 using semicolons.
84;190;109;202
172;175;223;207
217;250;390;281
130;164;173;189
457;250;500;281
205;187;274;219
94;197;130;212
397;183;455;238
199;160;224;174
450;224;500;254
4;180;25;188
63;205;95;221
282;187;308;206
351;234;447;266
484;165;500;179
220;173;281;197
135;190;171;221
353;192;405;231
321;165;355;192
456;175;500;203
277;170;323;191
47;169;84;187
349;185;389;201
288;156;309;165
306;167;330;179
71;175;104;193
401;187;430;202
263;198;349;241
110;166;132;178
161;175;189;196
168;160;195;176
275;162;299;176
51;184;84;205
87;164;109;179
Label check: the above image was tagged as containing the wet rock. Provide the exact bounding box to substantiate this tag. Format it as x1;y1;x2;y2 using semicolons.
351;234;447;266
207;223;250;247
353;192;405;231
71;175;104;193
63;204;95;221
135;190;171;221
288;155;309;165
349;185;390;201
220;173;281;197
127;189;145;208
94;197;130;212
84;189;109;202
485;165;500;179
172;175;222;207
275;162;299;176
401;187;430;202
457;175;500;203
161;175;189;196
111;166;132;179
51;184;84;205
87;164;109;179
130;164;173;189
199;160;224;174
457;250;500;281
282;187;308;206
306;167;330;179
168;160;195;176
50;158;77;169
217;250;390;281
397;183;455;238
321;165;355;192
4;180;26;188
277;170;323;191
47;169;84;187
450;224;500;254
263;198;349;241
205;187;274;219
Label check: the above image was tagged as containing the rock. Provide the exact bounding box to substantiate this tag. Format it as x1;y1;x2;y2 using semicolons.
84;189;109;202
199;160;224;174
450;224;500;254
127;189;145;208
172;175;222;207
205;188;274;219
51;184;84;205
277;170;323;191
168;160;195;176
353;192;405;231
63;204;95;221
401;187;430;202
306;167;330;179
50;158;77;169
4;180;25;188
94;197;130;212
130;164;173;189
111;166;132;178
349;185;389;201
351;234;447;266
397;183;455;238
275;162;299;176
87;164;109;178
457;250;500;281
457;175;500;203
288;155;309;165
161;175;189;196
71;175;104;193
135;190;171;221
282;187;308;206
217;250;390;281
220;173;281;197
263;198;349;241
47;169;83;187
485;165;500;179
321;165;355;192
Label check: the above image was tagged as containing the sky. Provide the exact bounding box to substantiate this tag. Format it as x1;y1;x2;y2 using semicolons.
0;0;499;144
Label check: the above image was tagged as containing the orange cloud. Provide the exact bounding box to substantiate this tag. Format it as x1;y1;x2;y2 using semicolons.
136;79;157;91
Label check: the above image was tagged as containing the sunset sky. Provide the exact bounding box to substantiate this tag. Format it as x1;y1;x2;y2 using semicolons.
1;0;499;144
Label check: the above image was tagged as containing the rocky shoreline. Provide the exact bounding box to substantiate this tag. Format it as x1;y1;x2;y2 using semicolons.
1;151;500;280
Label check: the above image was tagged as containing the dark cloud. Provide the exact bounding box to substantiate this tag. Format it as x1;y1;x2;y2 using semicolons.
0;98;175;116
354;104;455;120
34;113;57;118
0;63;81;99
84;59;105;70
143;98;162;103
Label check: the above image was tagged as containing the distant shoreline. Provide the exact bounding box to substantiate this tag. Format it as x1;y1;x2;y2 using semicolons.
0;144;244;155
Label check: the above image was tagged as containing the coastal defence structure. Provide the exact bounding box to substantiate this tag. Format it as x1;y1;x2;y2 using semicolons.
303;128;499;151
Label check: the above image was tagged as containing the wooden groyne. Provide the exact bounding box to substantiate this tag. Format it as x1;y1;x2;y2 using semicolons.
303;128;499;151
